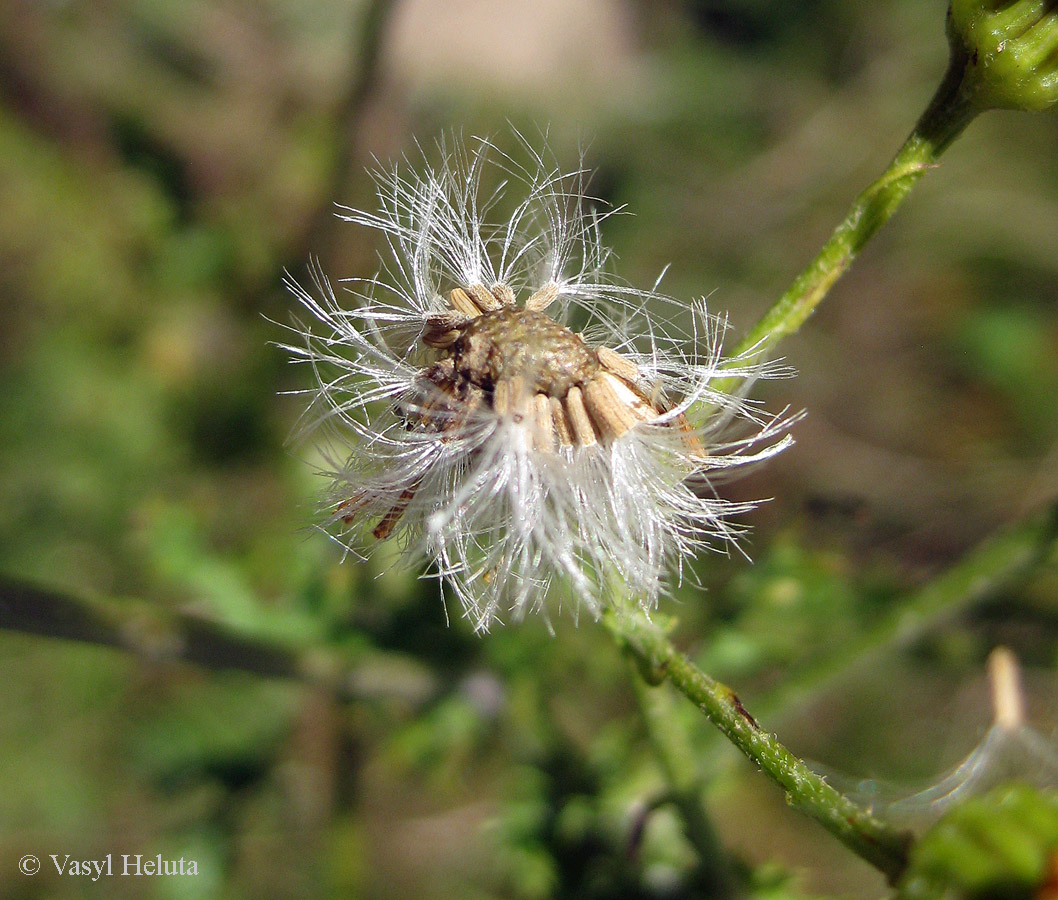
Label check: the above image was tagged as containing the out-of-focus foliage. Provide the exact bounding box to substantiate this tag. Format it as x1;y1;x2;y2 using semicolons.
897;784;1058;900
1;0;1057;897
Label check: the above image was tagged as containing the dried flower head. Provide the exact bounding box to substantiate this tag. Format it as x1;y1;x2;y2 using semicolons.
284;135;793;631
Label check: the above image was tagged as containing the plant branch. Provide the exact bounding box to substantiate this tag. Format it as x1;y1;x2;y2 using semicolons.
296;0;400;265
606;607;913;883
0;577;435;706
759;501;1058;723
630;671;738;894
716;55;979;393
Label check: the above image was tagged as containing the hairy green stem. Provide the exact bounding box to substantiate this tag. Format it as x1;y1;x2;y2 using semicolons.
606;607;913;883
716;54;979;392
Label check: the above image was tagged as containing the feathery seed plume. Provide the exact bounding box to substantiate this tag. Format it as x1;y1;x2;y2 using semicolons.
284;135;794;631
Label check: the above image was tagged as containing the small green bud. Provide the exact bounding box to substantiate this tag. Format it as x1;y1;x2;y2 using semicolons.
947;0;1058;111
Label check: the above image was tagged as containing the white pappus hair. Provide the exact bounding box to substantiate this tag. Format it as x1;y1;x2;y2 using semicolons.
282;133;795;632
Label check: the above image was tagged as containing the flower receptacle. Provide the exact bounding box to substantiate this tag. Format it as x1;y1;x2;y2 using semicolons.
947;0;1058;112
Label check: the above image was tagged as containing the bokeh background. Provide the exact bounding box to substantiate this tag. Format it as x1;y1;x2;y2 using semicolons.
2;0;1058;897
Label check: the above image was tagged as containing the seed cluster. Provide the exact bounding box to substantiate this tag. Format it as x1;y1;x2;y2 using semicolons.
362;279;696;541
287;136;792;629
418;281;666;454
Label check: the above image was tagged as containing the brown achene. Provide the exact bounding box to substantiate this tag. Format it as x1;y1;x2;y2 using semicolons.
347;280;707;540
353;279;692;539
418;281;664;453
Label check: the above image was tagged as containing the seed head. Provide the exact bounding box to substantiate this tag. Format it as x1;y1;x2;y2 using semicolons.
283;135;793;631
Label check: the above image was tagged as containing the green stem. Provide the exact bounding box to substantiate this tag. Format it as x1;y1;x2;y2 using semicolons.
718;55;980;392
759;502;1058;723
606;607;913;883
630;671;738;894
295;0;399;265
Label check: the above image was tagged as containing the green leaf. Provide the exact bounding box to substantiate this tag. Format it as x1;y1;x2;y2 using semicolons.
897;784;1058;900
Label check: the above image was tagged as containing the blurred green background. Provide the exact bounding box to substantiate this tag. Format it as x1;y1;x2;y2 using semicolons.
2;0;1058;897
